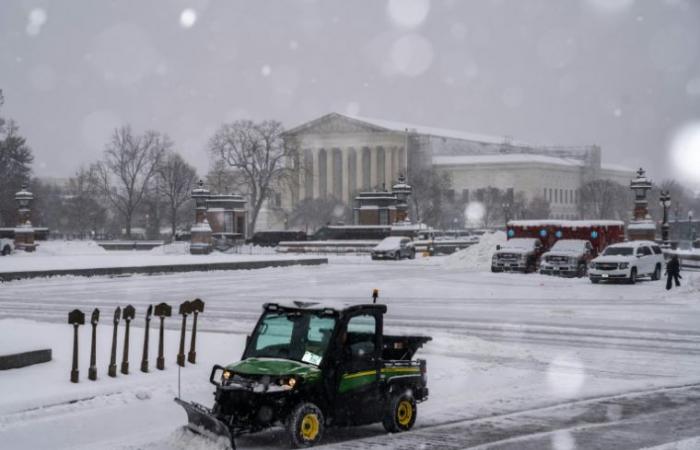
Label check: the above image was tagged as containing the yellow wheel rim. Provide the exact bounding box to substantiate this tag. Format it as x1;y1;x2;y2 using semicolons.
300;413;320;441
397;400;413;426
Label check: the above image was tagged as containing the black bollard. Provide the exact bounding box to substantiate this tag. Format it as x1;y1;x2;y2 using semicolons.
154;303;172;370
187;299;205;364
88;308;100;381
108;306;121;377
140;305;153;373
68;309;85;383
176;301;192;367
121;305;135;375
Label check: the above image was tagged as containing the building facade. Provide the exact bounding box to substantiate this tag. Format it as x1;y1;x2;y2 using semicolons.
280;113;634;223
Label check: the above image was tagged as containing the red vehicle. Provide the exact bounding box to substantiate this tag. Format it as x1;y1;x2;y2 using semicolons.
506;220;625;255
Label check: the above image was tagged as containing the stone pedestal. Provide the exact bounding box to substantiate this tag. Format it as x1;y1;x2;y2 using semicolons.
14;226;36;252
190;219;212;255
628;168;656;241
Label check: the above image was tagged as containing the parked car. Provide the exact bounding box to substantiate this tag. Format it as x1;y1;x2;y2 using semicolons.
0;238;14;256
491;238;543;273
539;239;595;277
371;237;415;260
588;241;665;284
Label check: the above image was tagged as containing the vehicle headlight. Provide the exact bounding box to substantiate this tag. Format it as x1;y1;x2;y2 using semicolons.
222;369;232;383
619;262;629;269
279;376;298;390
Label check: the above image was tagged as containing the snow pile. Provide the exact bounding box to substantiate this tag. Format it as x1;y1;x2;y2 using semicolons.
15;240;108;257
442;231;506;271
149;241;189;255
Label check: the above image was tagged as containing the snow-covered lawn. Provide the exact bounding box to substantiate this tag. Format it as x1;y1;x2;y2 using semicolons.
0;241;320;273
1;254;699;449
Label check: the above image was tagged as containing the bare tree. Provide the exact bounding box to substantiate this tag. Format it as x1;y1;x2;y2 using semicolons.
65;166;106;236
157;152;198;238
409;167;452;225
95;126;168;238
208;120;295;235
523;196;551;219
288;197;351;232
579;179;629;220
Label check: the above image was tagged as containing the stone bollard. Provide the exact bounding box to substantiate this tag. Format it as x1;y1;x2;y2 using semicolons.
121;305;135;375
108;306;121;377
176;301;192;367
68;309;85;383
187;299;205;364
140;305;153;373
88;308;100;381
154;303;172;370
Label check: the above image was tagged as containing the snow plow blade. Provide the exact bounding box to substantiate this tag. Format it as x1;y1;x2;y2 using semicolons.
174;398;234;448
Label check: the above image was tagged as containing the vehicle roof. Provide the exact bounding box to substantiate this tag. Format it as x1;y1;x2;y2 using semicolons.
263;301;388;315
607;240;658;248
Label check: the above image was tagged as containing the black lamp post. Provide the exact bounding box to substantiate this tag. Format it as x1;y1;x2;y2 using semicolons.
659;190;671;247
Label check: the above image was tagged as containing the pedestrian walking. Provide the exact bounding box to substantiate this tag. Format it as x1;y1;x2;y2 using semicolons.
665;255;681;290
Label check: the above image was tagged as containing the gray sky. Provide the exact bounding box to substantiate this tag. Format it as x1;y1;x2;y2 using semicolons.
1;0;698;184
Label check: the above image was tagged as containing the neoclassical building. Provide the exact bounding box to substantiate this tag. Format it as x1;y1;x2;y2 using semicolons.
278;113;634;224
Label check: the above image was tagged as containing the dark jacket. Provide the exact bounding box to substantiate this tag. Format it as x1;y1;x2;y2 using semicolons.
667;257;681;276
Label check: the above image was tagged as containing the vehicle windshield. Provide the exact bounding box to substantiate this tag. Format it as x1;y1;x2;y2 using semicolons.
550;240;586;252
246;310;336;366
502;238;536;250
603;247;634;256
375;237;404;250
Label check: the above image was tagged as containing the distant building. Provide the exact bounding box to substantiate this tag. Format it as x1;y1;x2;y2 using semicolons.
278;112;634;224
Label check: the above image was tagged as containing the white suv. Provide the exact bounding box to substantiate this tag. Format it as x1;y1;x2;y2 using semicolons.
589;241;664;284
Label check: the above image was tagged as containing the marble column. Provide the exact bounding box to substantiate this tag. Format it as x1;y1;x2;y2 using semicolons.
356;148;364;193
312;149;320;198
326;148;334;199
385;147;394;187
370;147;378;190
342;149;349;205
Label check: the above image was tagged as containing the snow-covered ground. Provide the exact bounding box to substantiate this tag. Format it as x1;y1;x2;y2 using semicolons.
1;253;700;449
0;241;319;273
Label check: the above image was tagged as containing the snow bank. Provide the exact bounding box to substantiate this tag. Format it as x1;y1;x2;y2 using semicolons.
442;231;506;271
14;240;108;257
149;241;189;255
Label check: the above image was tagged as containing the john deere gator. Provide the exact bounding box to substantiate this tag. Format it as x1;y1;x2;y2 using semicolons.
175;301;431;448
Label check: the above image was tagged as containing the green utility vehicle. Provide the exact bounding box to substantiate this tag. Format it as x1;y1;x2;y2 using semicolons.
175;301;431;448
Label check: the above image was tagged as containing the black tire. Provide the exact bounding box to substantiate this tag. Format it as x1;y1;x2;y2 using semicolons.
1;246;9;256
383;392;417;433
651;264;661;281
590;278;600;284
287;402;324;448
628;268;637;285
371;256;378;261
409;249;416;260
577;263;587;278
394;252;400;261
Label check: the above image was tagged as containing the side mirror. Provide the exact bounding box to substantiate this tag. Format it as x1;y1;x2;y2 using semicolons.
496;245;501;251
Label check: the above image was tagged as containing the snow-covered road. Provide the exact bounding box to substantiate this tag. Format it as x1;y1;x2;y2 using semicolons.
1;256;699;449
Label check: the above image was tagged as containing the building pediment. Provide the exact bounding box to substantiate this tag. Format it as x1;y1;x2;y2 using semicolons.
284;113;389;136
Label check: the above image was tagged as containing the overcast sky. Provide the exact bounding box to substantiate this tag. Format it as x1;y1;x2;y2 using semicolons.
1;0;698;185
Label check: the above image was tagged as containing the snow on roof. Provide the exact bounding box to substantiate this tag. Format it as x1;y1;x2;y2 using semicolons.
609;240;658;247
601;163;635;173
433;154;585;167
345;114;525;146
627;222;657;230
508;220;625;228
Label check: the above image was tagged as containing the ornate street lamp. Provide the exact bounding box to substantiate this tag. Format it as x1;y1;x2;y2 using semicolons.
659;190;671;247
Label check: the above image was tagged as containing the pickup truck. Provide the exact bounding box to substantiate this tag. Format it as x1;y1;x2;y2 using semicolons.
0;238;14;256
176;301;431;448
539;239;595;277
491;237;543;273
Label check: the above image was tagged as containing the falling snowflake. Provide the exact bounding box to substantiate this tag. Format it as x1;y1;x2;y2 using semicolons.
180;9;197;29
